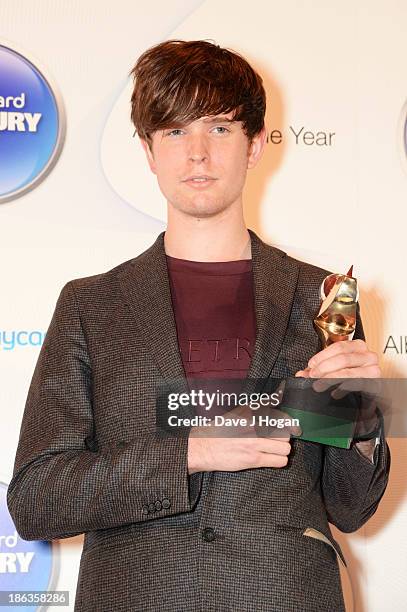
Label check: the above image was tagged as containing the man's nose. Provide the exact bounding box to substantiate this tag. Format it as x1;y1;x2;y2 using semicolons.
189;152;208;162
188;134;209;162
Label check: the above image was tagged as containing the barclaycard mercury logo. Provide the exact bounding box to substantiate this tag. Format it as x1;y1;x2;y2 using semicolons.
0;93;41;132
0;330;45;351
0;43;66;204
0;482;55;597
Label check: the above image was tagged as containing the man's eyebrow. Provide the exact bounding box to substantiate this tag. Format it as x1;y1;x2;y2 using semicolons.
201;116;236;124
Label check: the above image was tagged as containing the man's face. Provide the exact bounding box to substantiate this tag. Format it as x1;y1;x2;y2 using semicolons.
140;111;266;218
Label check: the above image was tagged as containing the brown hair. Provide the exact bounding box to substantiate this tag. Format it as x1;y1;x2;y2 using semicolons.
129;39;266;147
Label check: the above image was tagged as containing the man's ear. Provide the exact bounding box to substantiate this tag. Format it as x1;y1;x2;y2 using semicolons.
247;126;267;169
139;137;156;174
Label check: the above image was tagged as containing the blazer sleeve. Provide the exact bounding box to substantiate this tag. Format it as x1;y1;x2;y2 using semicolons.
320;303;391;533
7;281;202;541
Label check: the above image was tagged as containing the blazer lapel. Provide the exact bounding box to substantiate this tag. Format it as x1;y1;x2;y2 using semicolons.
118;229;299;395
243;229;299;393
118;231;189;395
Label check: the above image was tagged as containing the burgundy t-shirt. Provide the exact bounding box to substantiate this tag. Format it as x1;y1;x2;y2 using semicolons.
166;254;257;414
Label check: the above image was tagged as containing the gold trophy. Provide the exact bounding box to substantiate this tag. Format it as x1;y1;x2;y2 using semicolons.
314;266;358;348
280;266;363;448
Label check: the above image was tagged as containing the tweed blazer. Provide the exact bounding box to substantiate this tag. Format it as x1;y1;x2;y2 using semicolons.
7;229;390;612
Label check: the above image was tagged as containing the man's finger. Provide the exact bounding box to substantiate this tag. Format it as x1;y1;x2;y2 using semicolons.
329;378;383;400
308;350;378;378
255;408;302;437
307;339;367;370
279;410;302;436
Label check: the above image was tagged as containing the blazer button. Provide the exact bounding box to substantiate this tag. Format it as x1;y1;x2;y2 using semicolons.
162;498;171;509
148;503;156;513
202;527;216;542
141;505;149;515
155;500;162;511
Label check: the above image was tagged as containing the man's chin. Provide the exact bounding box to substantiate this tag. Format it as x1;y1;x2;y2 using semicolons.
170;198;229;219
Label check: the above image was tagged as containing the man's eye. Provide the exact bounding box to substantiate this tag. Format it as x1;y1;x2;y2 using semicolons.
167;129;184;136
212;126;229;134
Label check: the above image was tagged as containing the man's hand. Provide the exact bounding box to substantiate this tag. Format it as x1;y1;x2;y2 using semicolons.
295;338;381;381
187;404;301;475
295;339;382;461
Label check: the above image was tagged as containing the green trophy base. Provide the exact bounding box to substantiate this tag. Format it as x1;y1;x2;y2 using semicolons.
282;406;356;448
279;378;358;449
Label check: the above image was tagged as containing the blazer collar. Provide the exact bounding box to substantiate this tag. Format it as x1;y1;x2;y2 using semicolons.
118;229;299;393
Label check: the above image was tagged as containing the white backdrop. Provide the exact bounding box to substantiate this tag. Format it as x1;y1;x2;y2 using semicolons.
1;1;405;610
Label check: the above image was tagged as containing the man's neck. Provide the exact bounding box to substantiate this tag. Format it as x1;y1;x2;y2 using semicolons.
164;208;251;262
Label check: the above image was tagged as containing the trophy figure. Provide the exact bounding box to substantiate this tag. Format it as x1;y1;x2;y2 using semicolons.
314;266;358;348
280;265;371;448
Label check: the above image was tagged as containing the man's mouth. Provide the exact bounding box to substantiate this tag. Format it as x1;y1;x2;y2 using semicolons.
183;175;216;181
183;175;217;190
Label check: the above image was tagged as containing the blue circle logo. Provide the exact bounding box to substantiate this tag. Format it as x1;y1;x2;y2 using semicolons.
0;44;66;203
0;481;57;610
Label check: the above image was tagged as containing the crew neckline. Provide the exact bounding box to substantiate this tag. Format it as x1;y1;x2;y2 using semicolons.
165;254;252;276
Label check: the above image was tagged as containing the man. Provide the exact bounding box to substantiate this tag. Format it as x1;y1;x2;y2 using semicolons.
7;40;390;611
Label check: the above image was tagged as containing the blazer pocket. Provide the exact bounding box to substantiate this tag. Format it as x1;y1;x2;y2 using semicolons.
302;527;346;568
275;519;347;568
300;526;356;612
